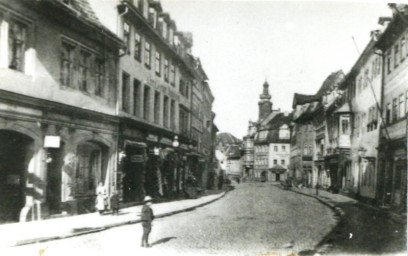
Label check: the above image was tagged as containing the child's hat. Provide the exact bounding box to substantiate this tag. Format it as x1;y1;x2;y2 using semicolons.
144;195;152;202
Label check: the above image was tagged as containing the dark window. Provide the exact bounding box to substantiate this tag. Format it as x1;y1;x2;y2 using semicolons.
95;59;104;96
387;50;392;74
170;64;175;86
133;79;140;117
394;43;400;68
134;31;141;61
78;50;90;92
123;21;130;55
122;73;130;112
143;86;150;121
155;51;161;76
401;37;406;62
386;103;391;124
392;98;398;122
144;41;151;68
399;94;405;119
60;42;74;87
154;91;160;124
170;100;175;130
8;20;26;71
163;96;169;128
164;58;169;82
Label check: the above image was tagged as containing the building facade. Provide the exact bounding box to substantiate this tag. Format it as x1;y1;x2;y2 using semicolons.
376;5;408;210
0;0;123;222
89;0;216;201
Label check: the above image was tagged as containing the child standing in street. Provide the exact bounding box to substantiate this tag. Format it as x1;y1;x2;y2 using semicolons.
141;196;154;248
110;191;119;215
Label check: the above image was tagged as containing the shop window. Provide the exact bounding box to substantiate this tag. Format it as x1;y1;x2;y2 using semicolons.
76;142;105;194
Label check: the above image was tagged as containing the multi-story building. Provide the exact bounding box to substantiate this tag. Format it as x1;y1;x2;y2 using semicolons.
0;0;123;222
291;71;344;187
89;0;215;201
376;4;407;210
251;81;291;182
335;39;382;198
242;121;256;179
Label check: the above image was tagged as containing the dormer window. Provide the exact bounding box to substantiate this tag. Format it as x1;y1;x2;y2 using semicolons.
148;8;156;28
162;22;167;39
279;125;290;139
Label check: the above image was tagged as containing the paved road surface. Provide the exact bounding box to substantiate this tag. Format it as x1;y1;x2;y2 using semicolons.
6;183;336;256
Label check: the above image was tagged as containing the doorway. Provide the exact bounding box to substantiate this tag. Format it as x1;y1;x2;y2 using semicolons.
276;173;281;182
46;143;65;214
0;130;34;222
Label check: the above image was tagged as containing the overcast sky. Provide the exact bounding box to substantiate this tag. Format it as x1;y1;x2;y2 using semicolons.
161;0;393;139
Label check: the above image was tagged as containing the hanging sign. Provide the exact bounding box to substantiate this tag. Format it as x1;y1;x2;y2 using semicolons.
44;136;60;148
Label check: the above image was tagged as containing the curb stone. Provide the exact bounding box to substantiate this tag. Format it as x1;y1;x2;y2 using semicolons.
12;191;228;247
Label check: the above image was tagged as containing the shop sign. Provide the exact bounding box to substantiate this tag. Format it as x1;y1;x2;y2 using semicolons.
130;154;145;163
160;137;173;146
44;136;60;148
147;134;158;142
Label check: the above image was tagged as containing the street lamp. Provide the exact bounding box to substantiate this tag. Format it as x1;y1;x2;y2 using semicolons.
172;136;180;196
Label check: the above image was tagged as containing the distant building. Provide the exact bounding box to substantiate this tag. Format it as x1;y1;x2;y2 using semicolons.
249;81;292;182
215;132;242;180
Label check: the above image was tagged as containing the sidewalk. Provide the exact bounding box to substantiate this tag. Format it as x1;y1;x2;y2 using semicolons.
282;185;407;255
0;192;226;248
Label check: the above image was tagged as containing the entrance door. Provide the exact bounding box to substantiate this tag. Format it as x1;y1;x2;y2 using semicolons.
46;144;65;214
0;130;34;223
276;173;280;181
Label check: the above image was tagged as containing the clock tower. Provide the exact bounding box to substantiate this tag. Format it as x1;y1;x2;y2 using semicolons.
258;81;273;121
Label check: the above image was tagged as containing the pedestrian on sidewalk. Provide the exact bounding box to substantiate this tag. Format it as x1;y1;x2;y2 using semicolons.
96;182;107;215
141;195;154;248
110;191;119;215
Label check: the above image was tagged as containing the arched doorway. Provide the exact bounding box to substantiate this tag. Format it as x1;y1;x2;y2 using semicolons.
0;130;34;222
75;141;108;195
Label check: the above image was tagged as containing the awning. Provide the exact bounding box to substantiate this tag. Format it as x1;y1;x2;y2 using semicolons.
125;140;147;148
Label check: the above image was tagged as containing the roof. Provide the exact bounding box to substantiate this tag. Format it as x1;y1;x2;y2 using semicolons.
216;133;241;146
255;112;292;144
35;0;123;46
225;145;241;158
292;70;344;108
334;102;351;114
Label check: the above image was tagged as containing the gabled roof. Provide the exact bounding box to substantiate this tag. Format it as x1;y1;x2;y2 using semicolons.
225;145;241;158
255;112;292;144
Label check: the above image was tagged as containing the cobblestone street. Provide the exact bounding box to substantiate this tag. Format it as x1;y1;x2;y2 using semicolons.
6;183;336;256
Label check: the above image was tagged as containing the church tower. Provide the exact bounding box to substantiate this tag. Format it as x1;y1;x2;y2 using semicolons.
258;81;273;121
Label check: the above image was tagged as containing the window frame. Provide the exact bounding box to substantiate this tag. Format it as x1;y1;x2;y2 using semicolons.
134;31;142;61
8;19;27;72
155;50;161;76
144;40;151;69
